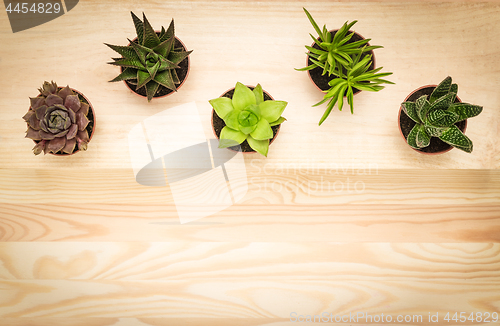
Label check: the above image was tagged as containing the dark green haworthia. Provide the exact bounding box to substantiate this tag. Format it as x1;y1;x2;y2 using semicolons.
402;76;482;153
105;12;192;101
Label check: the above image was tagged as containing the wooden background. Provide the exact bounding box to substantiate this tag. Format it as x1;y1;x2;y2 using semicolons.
0;0;499;325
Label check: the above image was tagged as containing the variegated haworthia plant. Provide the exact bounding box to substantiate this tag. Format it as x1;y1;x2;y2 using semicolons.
209;83;287;157
401;76;482;153
105;12;192;101
23;81;91;155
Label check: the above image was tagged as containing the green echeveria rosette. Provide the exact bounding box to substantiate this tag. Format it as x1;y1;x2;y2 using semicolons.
401;76;483;153
105;12;192;102
209;82;287;157
23;81;91;155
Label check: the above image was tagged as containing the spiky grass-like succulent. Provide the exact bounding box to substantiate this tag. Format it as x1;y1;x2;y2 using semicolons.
315;49;394;124
23;81;91;155
106;12;192;101
209;83;287;157
401;76;482;153
296;7;380;77
296;8;393;124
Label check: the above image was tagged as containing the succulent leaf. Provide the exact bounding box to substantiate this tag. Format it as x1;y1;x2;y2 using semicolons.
76;112;90;131
429;76;452;103
32;141;45;155
153;37;174;58
450;83;458;102
45;94;63;107
136;70;152;89
247;136;269;157
62;137;76;154
439;124;473;153
161;19;175;42
224;110;241;131
219;126;247;146
269;116;286;127
131;11;144;45
64;95;81;113
105;43;139;61
252;84;264;105
448;103;483;122
433;111;459;128
427;109;446;125
232;83;256;111
428;92;456;112
250;119;273;140
415;125;431;148
57;86;74;101
145;80;160;102
77;130;89;151
424;124;446;138
26;128;41;140
260;100;288;123
109;67;137;82
415;95;430;122
47;137;66;154
141;13;161;48
30;97;45;110
153;70;176;91
209;97;233;119
406;124;420;149
109;57;145;69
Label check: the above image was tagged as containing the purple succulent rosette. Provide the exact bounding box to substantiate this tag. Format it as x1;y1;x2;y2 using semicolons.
23;81;91;155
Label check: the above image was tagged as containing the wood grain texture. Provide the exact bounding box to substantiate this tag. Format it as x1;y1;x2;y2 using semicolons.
0;0;499;324
1;203;500;242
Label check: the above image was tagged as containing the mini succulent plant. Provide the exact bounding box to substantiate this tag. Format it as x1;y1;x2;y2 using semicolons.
23;81;91;155
296;8;393;125
296;7;380;77
105;12;192;101
401;76;482;153
209;82;287;157
315;49;394;124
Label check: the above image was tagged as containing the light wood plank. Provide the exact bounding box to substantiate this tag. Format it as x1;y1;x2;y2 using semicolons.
0;169;498;204
0;243;499;281
0;279;498;320
1;203;499;242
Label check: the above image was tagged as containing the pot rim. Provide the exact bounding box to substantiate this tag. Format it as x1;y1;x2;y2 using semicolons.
398;84;466;155
306;29;375;95
30;86;96;156
211;85;281;154
122;33;190;100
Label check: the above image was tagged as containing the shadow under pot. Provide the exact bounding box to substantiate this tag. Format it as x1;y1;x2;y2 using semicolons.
121;34;190;99
398;85;466;155
211;86;281;153
306;30;375;95
28;87;95;156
